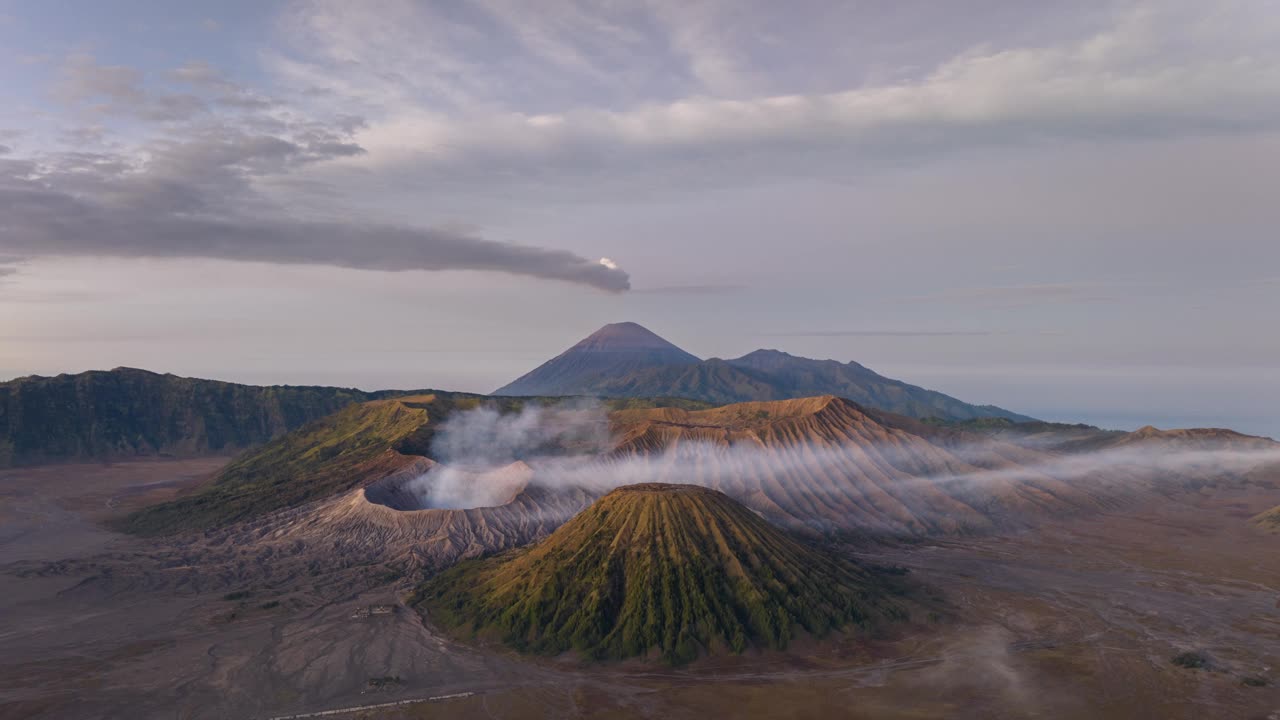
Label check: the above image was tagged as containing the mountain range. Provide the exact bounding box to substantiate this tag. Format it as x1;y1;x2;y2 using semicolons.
0;367;416;468
2;324;1030;469
495;322;1032;422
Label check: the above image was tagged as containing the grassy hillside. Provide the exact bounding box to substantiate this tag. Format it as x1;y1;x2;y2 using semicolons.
116;393;714;536
0;367;415;467
0;366;715;470
116;395;446;536
1253;505;1280;533
415;483;906;664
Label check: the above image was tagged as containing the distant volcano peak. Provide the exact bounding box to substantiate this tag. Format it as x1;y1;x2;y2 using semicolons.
493;322;1032;423
571;322;696;355
493;322;700;396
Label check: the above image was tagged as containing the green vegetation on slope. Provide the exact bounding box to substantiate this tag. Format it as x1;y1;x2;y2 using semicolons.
0;365;712;471
1253;505;1280;533
115;392;713;536
0;367;418;467
415;483;905;664
116;395;445;535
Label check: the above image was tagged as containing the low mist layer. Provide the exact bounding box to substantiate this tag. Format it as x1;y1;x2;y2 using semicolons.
404;401;1280;532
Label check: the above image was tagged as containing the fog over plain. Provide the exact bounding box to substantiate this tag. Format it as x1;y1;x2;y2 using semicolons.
0;1;1277;437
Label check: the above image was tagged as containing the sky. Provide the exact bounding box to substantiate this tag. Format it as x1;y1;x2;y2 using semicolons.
0;0;1278;437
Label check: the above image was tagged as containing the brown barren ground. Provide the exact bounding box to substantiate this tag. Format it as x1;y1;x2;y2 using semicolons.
0;458;230;564
1;461;1278;719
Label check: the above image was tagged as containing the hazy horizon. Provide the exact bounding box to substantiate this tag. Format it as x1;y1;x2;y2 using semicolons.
3;317;1276;439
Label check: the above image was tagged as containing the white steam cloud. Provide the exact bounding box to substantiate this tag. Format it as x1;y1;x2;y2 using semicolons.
406;403;1280;533
408;400;610;509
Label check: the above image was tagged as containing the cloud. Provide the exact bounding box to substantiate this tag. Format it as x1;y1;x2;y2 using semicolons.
0;151;630;291
269;0;681;113
0;262;20;292
4;46;632;292
1;61;631;292
277;1;1280;205
55;54;208;122
13;3;1275;297
57;126;107;146
169;61;275;110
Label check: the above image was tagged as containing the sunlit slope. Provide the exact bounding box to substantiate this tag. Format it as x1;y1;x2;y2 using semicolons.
117;393;711;537
118;395;446;535
1254;505;1280;532
604;396;1104;536
417;483;904;664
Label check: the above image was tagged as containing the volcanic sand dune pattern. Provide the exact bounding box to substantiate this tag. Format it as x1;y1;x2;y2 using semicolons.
602;396;1108;536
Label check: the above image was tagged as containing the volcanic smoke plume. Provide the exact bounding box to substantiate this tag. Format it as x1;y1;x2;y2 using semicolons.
408;400;610;509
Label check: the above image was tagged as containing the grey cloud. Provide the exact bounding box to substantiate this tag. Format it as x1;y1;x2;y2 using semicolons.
0;192;629;290
0;144;10;155
290;2;1280;206
169;61;230;87
170;61;276;110
4;44;629;292
0;128;630;291
57;55;208;122
0;263;19;290
58;126;107;146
